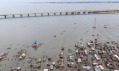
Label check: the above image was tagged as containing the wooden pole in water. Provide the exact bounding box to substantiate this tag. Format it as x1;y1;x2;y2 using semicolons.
60;12;62;15
92;17;96;48
54;13;56;15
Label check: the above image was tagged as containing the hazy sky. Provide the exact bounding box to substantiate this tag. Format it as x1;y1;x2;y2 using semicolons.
0;0;118;2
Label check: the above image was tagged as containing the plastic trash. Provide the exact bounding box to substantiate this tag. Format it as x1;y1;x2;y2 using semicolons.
43;69;48;71
17;67;21;71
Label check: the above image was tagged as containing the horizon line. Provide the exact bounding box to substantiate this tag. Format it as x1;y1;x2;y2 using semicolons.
27;1;119;3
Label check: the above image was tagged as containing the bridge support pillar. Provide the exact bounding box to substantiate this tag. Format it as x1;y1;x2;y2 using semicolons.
77;12;80;15
28;14;29;17
20;14;22;18
13;15;15;18
34;13;36;16
41;13;43;16
4;15;7;19
48;13;49;16
83;12;86;14
71;12;74;15
65;12;68;15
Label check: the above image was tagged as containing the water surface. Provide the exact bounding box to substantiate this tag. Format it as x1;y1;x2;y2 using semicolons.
0;3;119;71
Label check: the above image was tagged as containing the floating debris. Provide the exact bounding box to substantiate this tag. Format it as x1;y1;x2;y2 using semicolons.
59;53;64;59
16;49;26;60
74;23;77;24
1;36;119;71
50;65;54;70
104;25;107;28
52;62;56;66
54;35;56;37
48;57;52;62
36;58;42;63
60;33;63;34
43;69;49;71
7;47;11;50
92;26;96;29
61;47;64;51
17;67;21;71
27;58;32;64
87;41;93;47
10;67;21;71
0;52;8;62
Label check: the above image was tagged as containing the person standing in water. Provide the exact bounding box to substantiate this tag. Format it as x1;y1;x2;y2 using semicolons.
33;41;37;45
32;41;38;47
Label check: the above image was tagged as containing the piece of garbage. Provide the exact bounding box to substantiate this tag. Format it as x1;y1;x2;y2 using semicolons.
61;47;64;51
10;68;15;71
36;58;42;63
50;65;54;70
0;56;2;61
0;52;8;61
27;58;32;63
54;35;56;37
7;47;11;50
52;62;55;66
104;25;107;28
43;69;49;71
17;49;26;60
17;67;21;71
48;57;52;62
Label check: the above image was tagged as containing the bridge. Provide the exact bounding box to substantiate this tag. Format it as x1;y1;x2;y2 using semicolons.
0;10;119;19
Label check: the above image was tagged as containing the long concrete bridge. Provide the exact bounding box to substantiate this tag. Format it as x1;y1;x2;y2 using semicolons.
0;10;119;19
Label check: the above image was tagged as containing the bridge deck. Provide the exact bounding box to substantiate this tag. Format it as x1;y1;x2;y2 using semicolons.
0;10;119;19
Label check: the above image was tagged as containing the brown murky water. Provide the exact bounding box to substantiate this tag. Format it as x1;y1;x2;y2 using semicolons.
0;14;119;71
0;3;119;71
